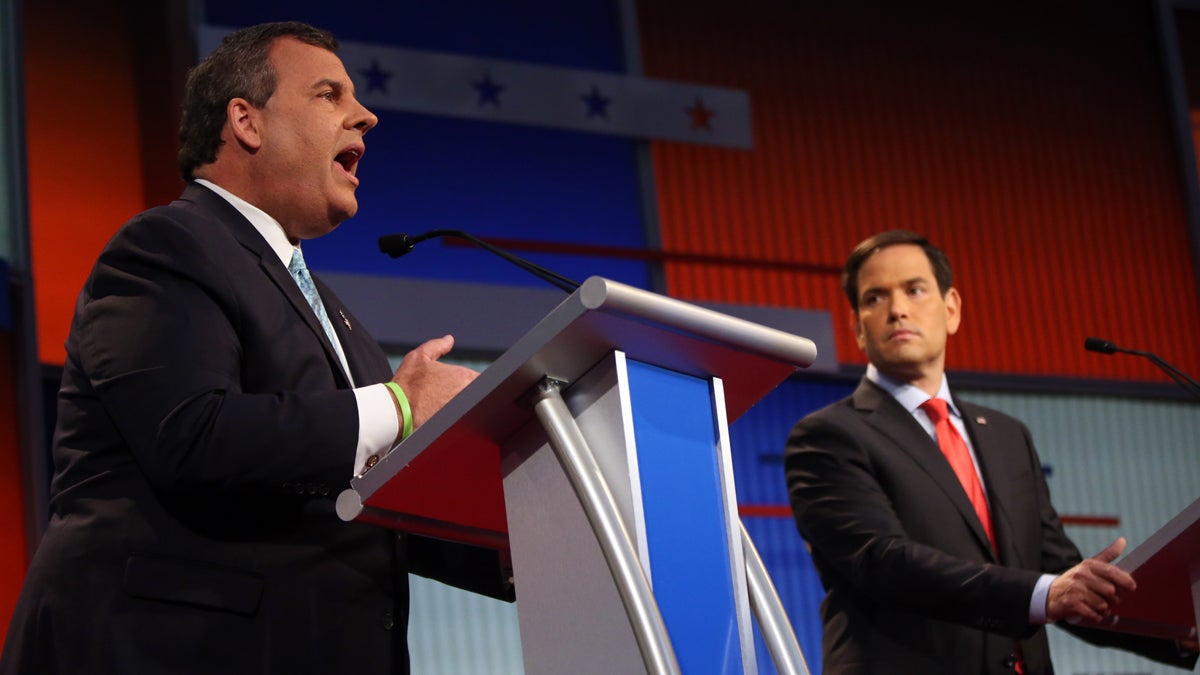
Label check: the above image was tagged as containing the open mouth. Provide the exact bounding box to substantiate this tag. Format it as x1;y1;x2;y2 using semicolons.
334;147;363;182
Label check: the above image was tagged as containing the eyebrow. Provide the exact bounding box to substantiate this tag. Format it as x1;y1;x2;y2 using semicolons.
312;78;352;96
861;276;929;295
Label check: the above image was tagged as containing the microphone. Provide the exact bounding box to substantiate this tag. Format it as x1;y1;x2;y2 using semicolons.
1082;337;1119;355
379;229;581;294
1084;336;1200;400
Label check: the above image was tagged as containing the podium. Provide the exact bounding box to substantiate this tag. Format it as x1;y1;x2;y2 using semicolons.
1074;497;1200;643
336;277;817;674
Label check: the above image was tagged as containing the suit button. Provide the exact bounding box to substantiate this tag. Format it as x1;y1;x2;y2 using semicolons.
381;611;394;630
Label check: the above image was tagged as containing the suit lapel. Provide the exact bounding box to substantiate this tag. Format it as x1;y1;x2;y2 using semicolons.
182;184;353;389
854;380;997;561
958;400;1024;567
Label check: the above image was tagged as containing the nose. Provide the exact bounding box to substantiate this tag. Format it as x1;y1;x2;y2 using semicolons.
887;290;910;319
349;99;379;134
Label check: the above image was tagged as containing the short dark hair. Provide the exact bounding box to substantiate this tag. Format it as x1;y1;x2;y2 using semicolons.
842;230;953;311
177;22;339;181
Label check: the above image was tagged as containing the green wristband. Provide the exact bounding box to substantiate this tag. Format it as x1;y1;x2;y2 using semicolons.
384;382;414;440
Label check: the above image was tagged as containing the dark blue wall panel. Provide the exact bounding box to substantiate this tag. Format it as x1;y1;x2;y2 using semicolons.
201;1;651;289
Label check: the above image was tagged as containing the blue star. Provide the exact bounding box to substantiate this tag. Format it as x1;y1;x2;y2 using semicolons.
581;85;611;119
473;72;504;107
360;59;392;94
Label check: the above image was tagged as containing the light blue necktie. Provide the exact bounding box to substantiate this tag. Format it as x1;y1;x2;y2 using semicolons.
288;248;350;378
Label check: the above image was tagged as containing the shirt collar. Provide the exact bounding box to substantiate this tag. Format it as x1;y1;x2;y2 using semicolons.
194;179;297;267
865;363;960;419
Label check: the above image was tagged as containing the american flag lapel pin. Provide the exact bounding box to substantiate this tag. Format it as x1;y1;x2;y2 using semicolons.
339;310;351;330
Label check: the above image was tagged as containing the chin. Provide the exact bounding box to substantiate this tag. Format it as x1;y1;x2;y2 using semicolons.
875;352;922;372
328;201;358;225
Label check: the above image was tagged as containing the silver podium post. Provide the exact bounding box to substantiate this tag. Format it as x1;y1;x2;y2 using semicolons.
741;521;812;675
527;377;681;675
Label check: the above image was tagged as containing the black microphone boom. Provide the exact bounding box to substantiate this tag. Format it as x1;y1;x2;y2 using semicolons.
379;229;581;294
1084;336;1200;400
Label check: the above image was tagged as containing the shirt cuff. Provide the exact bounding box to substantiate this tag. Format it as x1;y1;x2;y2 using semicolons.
352;383;400;477
1029;573;1056;624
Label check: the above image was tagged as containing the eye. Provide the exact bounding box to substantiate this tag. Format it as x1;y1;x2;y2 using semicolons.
861;293;881;307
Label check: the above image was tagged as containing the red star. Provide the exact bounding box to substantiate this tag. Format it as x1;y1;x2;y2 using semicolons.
686;97;716;131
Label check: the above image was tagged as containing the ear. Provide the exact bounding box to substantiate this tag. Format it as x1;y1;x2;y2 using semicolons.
850;309;867;352
226;98;263;151
944;287;962;336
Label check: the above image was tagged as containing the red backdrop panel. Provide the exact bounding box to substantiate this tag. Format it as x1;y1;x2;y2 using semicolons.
638;2;1200;382
26;3;146;367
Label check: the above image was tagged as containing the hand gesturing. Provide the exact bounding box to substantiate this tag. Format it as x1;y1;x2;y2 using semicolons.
1047;537;1136;623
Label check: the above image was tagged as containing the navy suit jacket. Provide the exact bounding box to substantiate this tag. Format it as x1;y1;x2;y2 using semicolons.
1;184;511;675
785;378;1193;674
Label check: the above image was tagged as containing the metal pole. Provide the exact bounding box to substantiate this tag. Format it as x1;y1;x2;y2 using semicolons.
741;520;811;675
527;377;681;675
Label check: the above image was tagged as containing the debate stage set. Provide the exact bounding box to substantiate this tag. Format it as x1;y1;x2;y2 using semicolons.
6;2;1200;673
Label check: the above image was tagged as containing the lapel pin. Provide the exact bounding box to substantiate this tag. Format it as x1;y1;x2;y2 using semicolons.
339;310;352;330
976;416;987;425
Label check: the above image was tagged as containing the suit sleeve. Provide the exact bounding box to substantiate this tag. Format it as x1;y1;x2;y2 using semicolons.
70;209;361;496
784;409;1042;638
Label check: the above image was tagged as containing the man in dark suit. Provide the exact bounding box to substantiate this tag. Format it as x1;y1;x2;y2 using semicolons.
0;22;511;674
785;230;1197;674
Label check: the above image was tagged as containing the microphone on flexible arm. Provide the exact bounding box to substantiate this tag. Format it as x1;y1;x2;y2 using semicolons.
379;230;581;294
1084;337;1200;400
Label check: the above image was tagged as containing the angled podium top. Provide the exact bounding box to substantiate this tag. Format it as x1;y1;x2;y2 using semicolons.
1073;497;1200;640
336;276;818;547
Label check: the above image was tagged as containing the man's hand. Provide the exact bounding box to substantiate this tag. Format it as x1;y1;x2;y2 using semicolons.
1046;537;1136;622
390;335;478;433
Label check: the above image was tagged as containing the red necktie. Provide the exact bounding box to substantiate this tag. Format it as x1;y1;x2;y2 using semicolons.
922;399;1023;672
921;398;996;551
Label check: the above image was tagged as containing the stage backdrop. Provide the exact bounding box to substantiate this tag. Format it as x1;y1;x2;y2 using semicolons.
639;0;1200;385
18;1;1200;673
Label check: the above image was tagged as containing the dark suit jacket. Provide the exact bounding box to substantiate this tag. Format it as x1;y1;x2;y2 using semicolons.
0;184;511;675
785;378;1193;675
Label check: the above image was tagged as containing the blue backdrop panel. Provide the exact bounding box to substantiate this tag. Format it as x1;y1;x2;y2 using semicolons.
626;360;744;673
203;1;627;69
730;376;857;675
200;0;651;289
731;377;856;505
